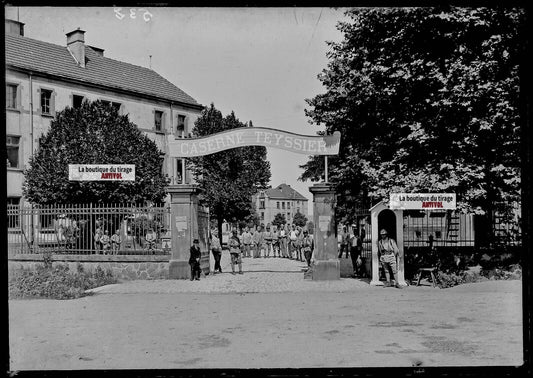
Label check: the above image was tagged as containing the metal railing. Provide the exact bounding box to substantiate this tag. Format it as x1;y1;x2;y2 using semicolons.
8;203;171;256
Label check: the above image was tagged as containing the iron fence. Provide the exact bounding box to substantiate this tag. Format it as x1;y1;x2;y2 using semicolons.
8;203;171;256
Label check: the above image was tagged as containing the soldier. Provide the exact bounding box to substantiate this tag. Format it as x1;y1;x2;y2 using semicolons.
110;229;122;255
145;228;157;252
338;225;349;258
229;230;243;275
302;230;314;267
101;230;111;254
272;225;280;257
241;226;253;258
211;231;222;274
264;224;273;258
94;226;103;254
378;229;401;288
189;238;201;281
252;225;264;258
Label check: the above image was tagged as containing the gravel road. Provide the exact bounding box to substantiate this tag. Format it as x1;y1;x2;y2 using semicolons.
9;257;523;370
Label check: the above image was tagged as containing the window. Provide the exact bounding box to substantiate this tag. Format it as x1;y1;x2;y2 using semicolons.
6;84;17;108
6;135;20;168
260;200;265;209
287;202;291;209
415;230;421;239
176;115;186;138
282;202;285;210
40;89;53;114
73;95;84;108
101;100;121;112
176;159;185;184
261;212;264;221
154;110;163;132
277;202;280;209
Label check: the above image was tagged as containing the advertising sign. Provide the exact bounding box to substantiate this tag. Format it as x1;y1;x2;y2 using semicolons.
389;193;456;210
68;164;135;181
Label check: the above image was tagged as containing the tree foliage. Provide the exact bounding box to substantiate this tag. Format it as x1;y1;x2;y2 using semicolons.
292;211;308;227
23;100;169;204
272;212;287;228
302;7;524;223
189;104;271;240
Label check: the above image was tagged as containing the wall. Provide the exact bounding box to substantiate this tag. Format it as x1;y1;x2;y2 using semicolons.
6;69;201;200
8;254;170;281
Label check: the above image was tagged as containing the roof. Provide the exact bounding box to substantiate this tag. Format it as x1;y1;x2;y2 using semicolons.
262;183;308;201
5;33;201;108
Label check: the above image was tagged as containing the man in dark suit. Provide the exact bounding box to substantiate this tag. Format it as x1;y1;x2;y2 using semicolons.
189;239;201;281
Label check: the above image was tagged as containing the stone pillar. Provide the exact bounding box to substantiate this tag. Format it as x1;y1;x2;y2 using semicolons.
309;183;339;280
370;209;381;286
167;184;201;279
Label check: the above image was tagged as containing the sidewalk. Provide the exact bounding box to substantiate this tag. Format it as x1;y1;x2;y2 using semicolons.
9;256;523;370
89;255;371;294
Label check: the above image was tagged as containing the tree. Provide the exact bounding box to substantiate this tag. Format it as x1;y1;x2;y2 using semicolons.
292;210;308;228
23;100;169;204
189;104;271;241
272;213;287;228
302;7;524;234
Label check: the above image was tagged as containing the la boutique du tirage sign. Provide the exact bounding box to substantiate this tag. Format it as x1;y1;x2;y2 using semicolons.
168;127;341;157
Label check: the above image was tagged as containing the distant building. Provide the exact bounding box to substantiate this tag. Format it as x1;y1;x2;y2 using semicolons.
252;183;309;226
5;19;203;205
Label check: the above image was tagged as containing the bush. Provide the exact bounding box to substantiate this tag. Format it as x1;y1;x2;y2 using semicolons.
9;262;117;300
436;263;521;289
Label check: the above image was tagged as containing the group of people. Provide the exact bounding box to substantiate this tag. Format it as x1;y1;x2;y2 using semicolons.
337;225;366;278
231;224;314;262
93;227;158;254
198;224;315;278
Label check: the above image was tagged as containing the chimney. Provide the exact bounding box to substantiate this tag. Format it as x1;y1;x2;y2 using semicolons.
66;28;86;67
89;45;104;57
5;19;25;36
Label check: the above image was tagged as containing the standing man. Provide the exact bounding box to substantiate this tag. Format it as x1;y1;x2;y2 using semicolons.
349;225;363;277
289;224;298;259
252;225;263;258
211;231;223;274
279;224;287;258
272;225;280;257
301;230;314;267
229;230;243;275
94;226;103;254
241;226;253;258
189;238;201;281
296;226;304;261
378;229;401;288
101;230;111;255
338;225;349;258
110;229;122;255
264;225;273;258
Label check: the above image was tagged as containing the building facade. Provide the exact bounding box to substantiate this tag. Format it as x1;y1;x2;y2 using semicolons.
5;19;204;205
252;183;309;226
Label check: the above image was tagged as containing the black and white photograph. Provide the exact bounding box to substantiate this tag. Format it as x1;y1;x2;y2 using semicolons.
4;5;528;373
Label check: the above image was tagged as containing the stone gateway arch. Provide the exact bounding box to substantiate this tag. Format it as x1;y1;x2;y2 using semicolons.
166;128;342;280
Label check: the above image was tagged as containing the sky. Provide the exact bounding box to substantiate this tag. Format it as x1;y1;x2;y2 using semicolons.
5;6;348;215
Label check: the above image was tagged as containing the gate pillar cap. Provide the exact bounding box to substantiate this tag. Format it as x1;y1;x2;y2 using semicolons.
309;182;335;195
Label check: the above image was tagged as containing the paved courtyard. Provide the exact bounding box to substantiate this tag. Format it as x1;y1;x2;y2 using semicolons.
9;256;523;370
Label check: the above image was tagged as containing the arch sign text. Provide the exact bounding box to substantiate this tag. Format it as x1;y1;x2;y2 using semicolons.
168;127;341;157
